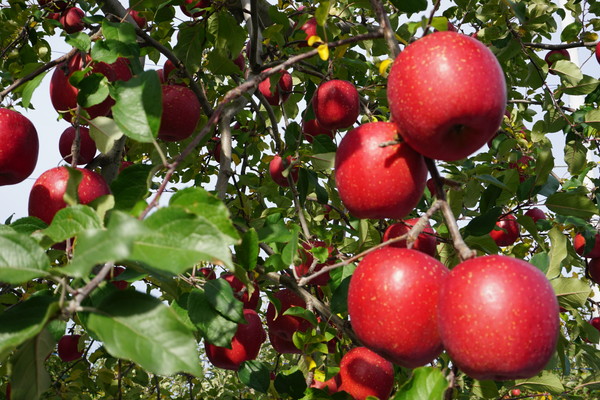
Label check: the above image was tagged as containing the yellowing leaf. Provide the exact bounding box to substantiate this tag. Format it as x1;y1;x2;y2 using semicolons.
379;59;392;76
304;355;317;370
317;44;329;61
307;35;322;47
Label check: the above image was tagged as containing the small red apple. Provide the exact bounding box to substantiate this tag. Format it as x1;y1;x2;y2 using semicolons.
162;59;177;83
587;258;600;284
28;166;111;225
266;289;311;345
596;46;600;64
180;0;211;18
382;218;437;256
574;232;600;258
269;155;299;187
129;9;147;28
302;119;335;143
157;84;201;142
294;240;335;286
545;49;570;71
438;255;559;380
312;80;360;130
338;347;395;400
387;31;506;161
220;273;259;310
335;121;427;220
58;126;97;165
348;247;449;368
300;17;318;41
525;207;546;223
205;309;266;370
490;214;520;247
258;69;293;106
57;334;84;362
59;7;85;34
0;108;39;186
511;388;521;396
591;317;600;331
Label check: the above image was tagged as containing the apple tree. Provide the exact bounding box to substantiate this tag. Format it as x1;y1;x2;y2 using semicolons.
2;0;600;399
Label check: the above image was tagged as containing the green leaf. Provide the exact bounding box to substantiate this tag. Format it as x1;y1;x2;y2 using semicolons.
547;227;567;278
0;228;50;284
205;279;245;324
470;379;499;399
65;31;91;52
20;70;48;109
0;296;58;359
552;276;591;309
560;21;583;43
534;147;554;187
584;108;600;129
390;0;427;13
10;329;54;400
131;207;235;274
564;139;587;175
274;368;307;399
515;370;564;395
517;215;547;252
187;289;238;347
562;75;600;95
238;360;271;393
42;205;102;244
315;1;331;26
545;192;598;219
464;207;502;237
393;367;447;400
85;291;202;376
110;164;153;211
553;60;583;85
95;20;139;61
330;276;352;314
283;306;318;327
475;174;512;192
112;70;162;143
174;23;206;73
235;228;259;271
88;116;124;154
76;73;110;108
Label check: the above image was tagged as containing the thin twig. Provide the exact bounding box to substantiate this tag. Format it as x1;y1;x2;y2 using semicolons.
369;0;400;57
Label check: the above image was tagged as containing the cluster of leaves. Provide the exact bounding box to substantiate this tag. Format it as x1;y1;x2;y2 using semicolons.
2;0;600;399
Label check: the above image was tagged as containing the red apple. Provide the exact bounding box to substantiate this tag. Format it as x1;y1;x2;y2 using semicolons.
180;0;211;18
348;247;449;368
266;289;311;344
59;7;85;34
268;331;301;354
0;108;39;186
59;126;97;165
311;375;341;394
490;214;520;247
387;31;506;161
129;9;147;28
545;49;570;70
338;347;395;400
210;136;221;162
119;161;134;172
312;80;360;130
157;84;201;142
220;273;259;310
300;17;318;42
438;255;559;380
57;334;84;362
382;218;437;256
574;232;600;258
108;57;133;82
591;317;600;332
295;240;335;286
199;267;216;280
258;69;293;106
105;266;129;290
511;388;521;396
233;53;245;72
335;121;427;220
162;59;177;82
596;46;600;64
426;178;437;195
587;258;600;284
205;309;266;370
302;119;335;143
28;166;111;225
525;207;546;223
269;155;299;187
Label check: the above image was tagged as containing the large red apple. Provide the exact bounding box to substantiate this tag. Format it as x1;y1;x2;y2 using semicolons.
220;273;259;310
157;84;201;142
382;217;437;256
266;289;311;345
312;80;360;130
294;240;335;286
28;166;111;225
490;214;520;247
438;255;559;380
205;309;266;370
387;31;506;161
347;247;448;368
258;69;293;106
0;108;39;186
59;126;97;165
574;232;600;258
338;347;395;400
302;119;335;143
269;155;299;187
335;121;427;220
57;334;84;362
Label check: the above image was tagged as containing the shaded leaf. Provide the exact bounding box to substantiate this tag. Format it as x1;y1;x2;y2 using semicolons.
42;205;102;244
545;192;597;219
10;329;54;400
552;276;591;309
238;360;270;393
187;289;237;347
0;228;50;284
393;367;447;400
205;279;245;324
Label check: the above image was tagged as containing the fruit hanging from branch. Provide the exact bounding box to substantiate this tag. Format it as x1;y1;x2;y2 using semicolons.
0;108;39;186
312;79;360;130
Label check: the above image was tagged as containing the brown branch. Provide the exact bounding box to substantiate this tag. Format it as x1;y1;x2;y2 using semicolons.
66;262;115;315
524;41;597;50
369;0;400;57
423;0;443;36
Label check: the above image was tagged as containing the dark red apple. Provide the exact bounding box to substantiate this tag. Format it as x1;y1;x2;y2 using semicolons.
162;59;177;82
300;17;318;41
490;214;520;247
269;155;299;187
0;108;39;186
205;309;266;370
426;178;437;195
129;9;147;28
545;49;570;71
387;31;506;161
57;334;84;362
258;69;293;106
294;240;335;286
525;207;546;223
312;80;360;130
268;331;301;354
302;119;334;143
108;57;133;82
335;121;427;220
382;218;437;256
574;232;600;258
596;46;600;64
266;289;311;344
233;53;245;72
438;255;559;380
591;317;600;331
220;273;259;310
338;347;395;400
587;258;600;285
348;247;448;368
119;161;134;172
105;266;129;290
28;166;111;225
59;126;97;165
180;0;211;18
199;267;216;280
157;85;201;142
60;7;85;33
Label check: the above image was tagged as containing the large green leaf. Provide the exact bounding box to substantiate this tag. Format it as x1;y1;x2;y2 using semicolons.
204;279;245;324
42;205;102;244
552;277;592;309
238;360;271;393
235;228;259;271
10;329;54;400
0;296;58;359
110;164;154;211
111;70;162;143
515;370;565;394
0;228;50;284
545;192;598;219
393;367;447;400
85;291;202;376
390;0;427;13
187;289;237;347
88;116;125;154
